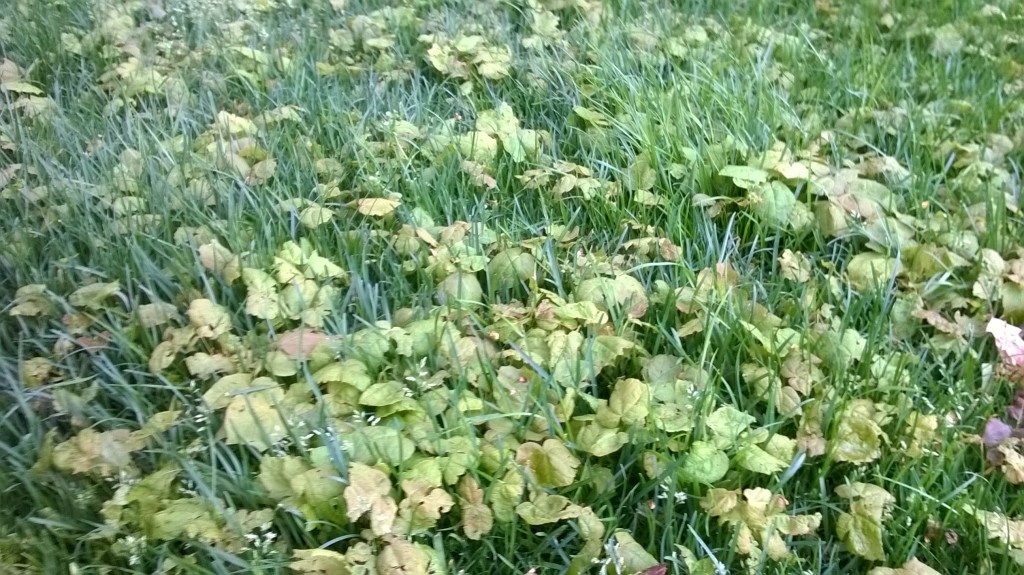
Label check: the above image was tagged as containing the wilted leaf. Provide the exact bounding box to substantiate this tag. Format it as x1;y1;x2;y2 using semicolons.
345;462;398;536
395;479;454;533
983;418;1013;447
457;475;493;540
184;352;235;378
188;298;232;339
52;428;146;477
778;249;811;283
377;536;430;575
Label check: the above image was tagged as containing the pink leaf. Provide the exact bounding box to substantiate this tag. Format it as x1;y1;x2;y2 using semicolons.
274;328;332;359
986;318;1024;368
983;418;1012;447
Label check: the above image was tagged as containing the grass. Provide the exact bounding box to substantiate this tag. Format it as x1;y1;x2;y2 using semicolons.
1;0;1024;573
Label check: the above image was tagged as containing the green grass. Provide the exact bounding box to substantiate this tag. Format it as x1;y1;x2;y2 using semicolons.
2;0;1024;573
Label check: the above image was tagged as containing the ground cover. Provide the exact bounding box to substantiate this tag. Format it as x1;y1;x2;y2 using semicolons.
2;0;1024;573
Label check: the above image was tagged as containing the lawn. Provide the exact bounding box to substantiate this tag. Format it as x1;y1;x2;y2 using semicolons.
1;0;1024;573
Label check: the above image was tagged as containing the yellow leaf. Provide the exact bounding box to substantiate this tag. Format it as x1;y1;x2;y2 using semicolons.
352;197;400;217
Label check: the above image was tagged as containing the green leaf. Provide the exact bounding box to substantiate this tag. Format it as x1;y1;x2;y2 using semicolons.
221;389;289;452
576;422;628;456
315;359;373;390
151;498;223;542
679;440;729;484
299;205;336;229
10;284;55;317
847;253;898;291
487;248;537;288
830;400;885;464
360;381;406;407
574;274;649;319
600;378;650;427
706;405;756;449
515;492;575;525
625;153;656;191
457;131;499;163
733;444;788;475
837;507;887;561
348;426;416;467
259;455;312;500
719;165;769;189
591;336;638;376
264;350;298;377
489;468;524;523
573;106;610;127
69;281;121;310
816;328;867;371
515;439;580;488
437;272;483;306
748;181;796;229
611;530;660;574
